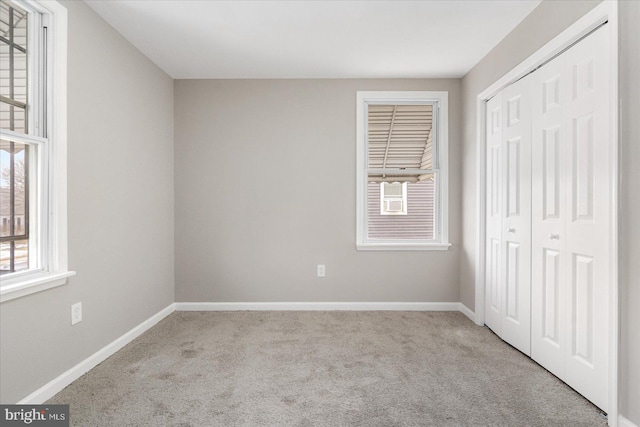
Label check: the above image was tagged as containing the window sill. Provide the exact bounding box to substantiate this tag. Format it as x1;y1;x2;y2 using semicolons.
357;242;452;251
0;271;76;303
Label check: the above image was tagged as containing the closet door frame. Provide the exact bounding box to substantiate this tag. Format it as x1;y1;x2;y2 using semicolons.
473;2;619;422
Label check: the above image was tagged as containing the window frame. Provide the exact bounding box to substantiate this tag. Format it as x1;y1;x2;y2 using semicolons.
0;0;74;302
356;91;450;251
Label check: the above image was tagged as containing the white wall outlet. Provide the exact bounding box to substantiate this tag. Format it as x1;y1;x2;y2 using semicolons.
71;302;82;325
317;264;326;278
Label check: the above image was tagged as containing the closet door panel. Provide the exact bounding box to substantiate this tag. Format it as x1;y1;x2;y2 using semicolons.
563;26;610;411
485;93;503;335
532;25;611;411
531;52;567;378
500;76;532;356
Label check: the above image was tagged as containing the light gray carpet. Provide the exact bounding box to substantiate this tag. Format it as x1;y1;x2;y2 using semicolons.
48;311;606;426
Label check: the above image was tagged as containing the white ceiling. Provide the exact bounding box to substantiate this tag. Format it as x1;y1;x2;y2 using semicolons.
84;0;542;79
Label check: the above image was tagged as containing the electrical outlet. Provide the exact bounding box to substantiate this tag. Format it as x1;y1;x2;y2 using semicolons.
317;264;326;278
71;302;82;325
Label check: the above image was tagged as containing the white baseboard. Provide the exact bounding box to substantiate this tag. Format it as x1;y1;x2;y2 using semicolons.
17;303;176;404
457;303;476;322
619;415;639;427
175;301;475;317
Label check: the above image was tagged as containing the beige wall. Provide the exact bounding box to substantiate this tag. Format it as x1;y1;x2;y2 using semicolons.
460;0;639;423
174;79;462;303
0;1;175;403
618;1;640;423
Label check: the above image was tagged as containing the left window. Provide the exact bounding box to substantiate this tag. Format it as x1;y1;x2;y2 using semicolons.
0;0;73;302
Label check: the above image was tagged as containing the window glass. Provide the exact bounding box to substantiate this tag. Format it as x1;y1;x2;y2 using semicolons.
357;91;449;250
0;0;29;134
1;0;32;275
367;103;436;241
368;180;435;240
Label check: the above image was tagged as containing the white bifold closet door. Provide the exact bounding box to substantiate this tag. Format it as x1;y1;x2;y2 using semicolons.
531;25;611;411
485;25;611;411
484;73;533;356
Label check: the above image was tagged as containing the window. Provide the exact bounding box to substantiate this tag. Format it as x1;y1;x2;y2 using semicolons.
0;0;73;302
356;91;450;250
380;182;407;215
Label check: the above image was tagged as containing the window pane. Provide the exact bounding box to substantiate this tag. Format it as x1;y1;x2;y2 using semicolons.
0;41;9;98
1;0;29;133
12;144;26;233
12;46;28;104
0;41;28;105
368;104;433;170
1;139;29;237
367;176;436;240
11;4;28;51
0;139;30;274
0;101;26;133
0;241;11;271
0;1;28;50
0;238;28;273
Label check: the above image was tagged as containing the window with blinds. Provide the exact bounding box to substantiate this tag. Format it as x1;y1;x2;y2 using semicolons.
356;92;450;250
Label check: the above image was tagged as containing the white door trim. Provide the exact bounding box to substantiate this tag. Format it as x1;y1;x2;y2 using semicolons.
474;1;618;424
